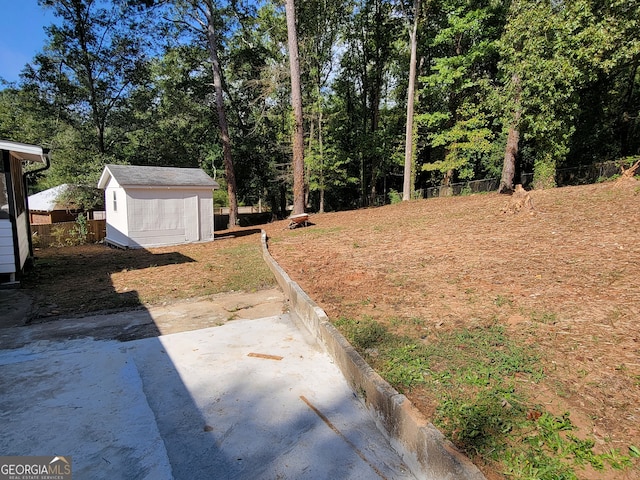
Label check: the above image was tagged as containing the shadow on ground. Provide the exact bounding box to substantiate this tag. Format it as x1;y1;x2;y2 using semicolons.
0;242;415;479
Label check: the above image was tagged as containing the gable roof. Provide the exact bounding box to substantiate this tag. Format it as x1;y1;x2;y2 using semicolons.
28;184;73;212
98;164;219;190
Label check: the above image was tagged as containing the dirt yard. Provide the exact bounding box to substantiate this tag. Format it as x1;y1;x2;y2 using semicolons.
18;179;639;479
263;180;640;480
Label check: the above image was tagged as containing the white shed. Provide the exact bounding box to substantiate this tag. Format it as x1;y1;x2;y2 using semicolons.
97;164;219;249
1;140;51;284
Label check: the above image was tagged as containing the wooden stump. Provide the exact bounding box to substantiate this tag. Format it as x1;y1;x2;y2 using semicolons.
501;184;534;214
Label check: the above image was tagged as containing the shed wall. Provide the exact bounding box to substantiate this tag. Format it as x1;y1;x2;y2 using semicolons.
104;185;130;247
199;196;214;242
124;188;213;248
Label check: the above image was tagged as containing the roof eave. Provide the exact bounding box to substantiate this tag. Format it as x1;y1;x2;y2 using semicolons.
0;140;49;164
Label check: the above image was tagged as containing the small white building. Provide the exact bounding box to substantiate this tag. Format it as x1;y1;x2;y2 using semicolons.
1;140;51;283
97;164;219;249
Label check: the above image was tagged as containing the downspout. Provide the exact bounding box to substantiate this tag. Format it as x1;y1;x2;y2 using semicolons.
23;148;51;263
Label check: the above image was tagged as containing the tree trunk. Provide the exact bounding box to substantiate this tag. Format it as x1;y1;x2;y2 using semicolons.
204;1;238;228
499;74;522;194
318;108;325;213
285;0;305;216
403;0;420;201
441;169;454;196
499;126;520;193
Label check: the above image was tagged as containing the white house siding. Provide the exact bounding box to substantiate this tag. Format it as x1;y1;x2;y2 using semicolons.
0;219;15;274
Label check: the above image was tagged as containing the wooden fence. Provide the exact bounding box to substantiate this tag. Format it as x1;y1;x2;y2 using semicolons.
31;219;106;248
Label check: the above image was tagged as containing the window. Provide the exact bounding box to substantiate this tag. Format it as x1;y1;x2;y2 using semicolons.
112;191;117;212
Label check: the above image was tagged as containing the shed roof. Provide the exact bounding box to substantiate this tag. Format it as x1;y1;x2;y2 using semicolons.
28;184;73;212
98;164;219;190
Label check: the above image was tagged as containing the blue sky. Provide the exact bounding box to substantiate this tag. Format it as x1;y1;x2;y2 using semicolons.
0;1;57;85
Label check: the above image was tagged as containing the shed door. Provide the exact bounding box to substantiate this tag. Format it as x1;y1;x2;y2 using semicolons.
184;195;199;242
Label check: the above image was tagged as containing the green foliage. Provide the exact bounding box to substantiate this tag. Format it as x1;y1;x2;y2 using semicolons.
2;0;639;213
533;157;557;190
335;316;389;351
55;185;104;211
69;214;89;246
418;0;506;183
388;189;402;204
333;315;635;476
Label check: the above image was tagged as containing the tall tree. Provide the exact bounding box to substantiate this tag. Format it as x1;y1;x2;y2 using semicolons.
28;0;151;156
498;73;521;193
168;0;239;227
296;0;347;213
497;0;594;189
418;0;506;192
204;0;238;227
285;0;305;215
402;0;421;201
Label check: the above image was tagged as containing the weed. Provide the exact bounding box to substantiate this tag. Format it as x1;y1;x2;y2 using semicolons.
531;311;558;324
411;317;425;326
381;343;429;390
333;316;638;478
494;295;513;307
388;189;402;204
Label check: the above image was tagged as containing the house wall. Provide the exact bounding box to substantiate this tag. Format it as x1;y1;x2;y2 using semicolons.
0;219;15;274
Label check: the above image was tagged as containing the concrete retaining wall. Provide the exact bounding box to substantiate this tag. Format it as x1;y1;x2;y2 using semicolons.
261;231;486;480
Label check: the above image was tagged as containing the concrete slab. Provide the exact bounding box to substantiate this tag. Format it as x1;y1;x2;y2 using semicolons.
0;314;416;479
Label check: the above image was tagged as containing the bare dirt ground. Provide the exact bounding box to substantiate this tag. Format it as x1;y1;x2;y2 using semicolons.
263;180;640;480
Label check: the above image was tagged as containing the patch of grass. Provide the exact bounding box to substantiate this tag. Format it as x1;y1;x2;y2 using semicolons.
335;316;389;350
333;316;638;478
530;311;559;324
216;243;276;292
494;294;513;307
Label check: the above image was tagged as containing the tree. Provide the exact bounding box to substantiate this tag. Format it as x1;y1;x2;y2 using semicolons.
402;0;420;201
498;73;521;193
497;0;594;189
285;0;305;215
169;0;239;227
203;0;238;228
28;0;152;156
296;0;347;213
418;0;506;192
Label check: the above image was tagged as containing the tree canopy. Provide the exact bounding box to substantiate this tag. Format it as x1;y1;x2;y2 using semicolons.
1;0;638;212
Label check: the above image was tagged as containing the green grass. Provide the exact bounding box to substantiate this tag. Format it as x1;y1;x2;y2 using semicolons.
333;316;638;479
215;243;276;292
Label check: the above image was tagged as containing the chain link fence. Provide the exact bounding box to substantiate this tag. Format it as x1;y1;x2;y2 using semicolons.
417;161;621;201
